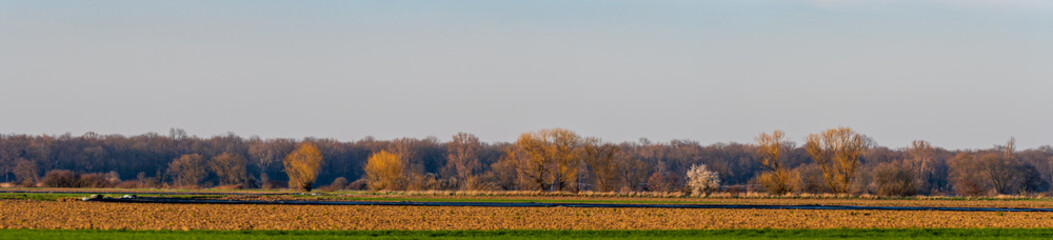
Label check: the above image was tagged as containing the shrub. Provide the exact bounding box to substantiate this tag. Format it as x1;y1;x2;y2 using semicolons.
348;178;369;190
114;180;141;189
646;171;682;193
212;184;244;190
406;173;439;191
757;170;797;195
330;177;349;189
41;170;121;188
1015;164;1050;194
686;164;720;196
42;170;80;188
321;177;349;192
79;173;114;188
106;171;121;183
140;176;164;189
873;161;917;197
725;185;746;197
794;164;826;194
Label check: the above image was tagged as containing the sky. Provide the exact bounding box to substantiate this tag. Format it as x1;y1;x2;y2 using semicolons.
1;0;1052;150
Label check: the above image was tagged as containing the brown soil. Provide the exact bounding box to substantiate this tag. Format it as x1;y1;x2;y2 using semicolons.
3;200;1053;230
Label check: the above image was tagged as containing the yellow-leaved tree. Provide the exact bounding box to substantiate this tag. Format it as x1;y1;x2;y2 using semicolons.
365;150;405;191
755;130;797;194
283;143;324;192
804;127;871;194
508;128;584;191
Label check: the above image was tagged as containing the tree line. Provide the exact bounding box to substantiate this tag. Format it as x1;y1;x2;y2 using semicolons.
1;127;1050;196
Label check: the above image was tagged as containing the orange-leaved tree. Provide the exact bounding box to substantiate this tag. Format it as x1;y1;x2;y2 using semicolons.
283;142;324;192
365;150;405;191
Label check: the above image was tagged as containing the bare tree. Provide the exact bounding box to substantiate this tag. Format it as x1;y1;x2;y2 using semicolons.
248;140;276;188
446;132;482;190
168;154;206;187
487;156;519;190
583;138;620;192
906;140;935;192
804;127;872;194
13;158;38;186
985;138;1032;194
949;151;1022;196
647;169;681;192
1004;137;1016;160
873;161;917;196
617;153;649;192
208;152;248;186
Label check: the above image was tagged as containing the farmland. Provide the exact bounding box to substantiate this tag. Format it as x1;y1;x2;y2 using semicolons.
5;229;1053;240
5;192;1053;230
5;190;1053;239
215;193;1053;209
12;188;1053;208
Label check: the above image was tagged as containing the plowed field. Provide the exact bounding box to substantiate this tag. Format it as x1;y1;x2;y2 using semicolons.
3;200;1053;230
223;194;1053;209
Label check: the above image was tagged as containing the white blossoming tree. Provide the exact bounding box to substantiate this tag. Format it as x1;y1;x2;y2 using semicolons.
686;164;720;196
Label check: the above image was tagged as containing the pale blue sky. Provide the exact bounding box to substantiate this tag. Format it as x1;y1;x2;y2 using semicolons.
2;1;1051;149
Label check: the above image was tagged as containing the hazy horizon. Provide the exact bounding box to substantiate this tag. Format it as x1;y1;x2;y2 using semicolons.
3;1;1052;150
